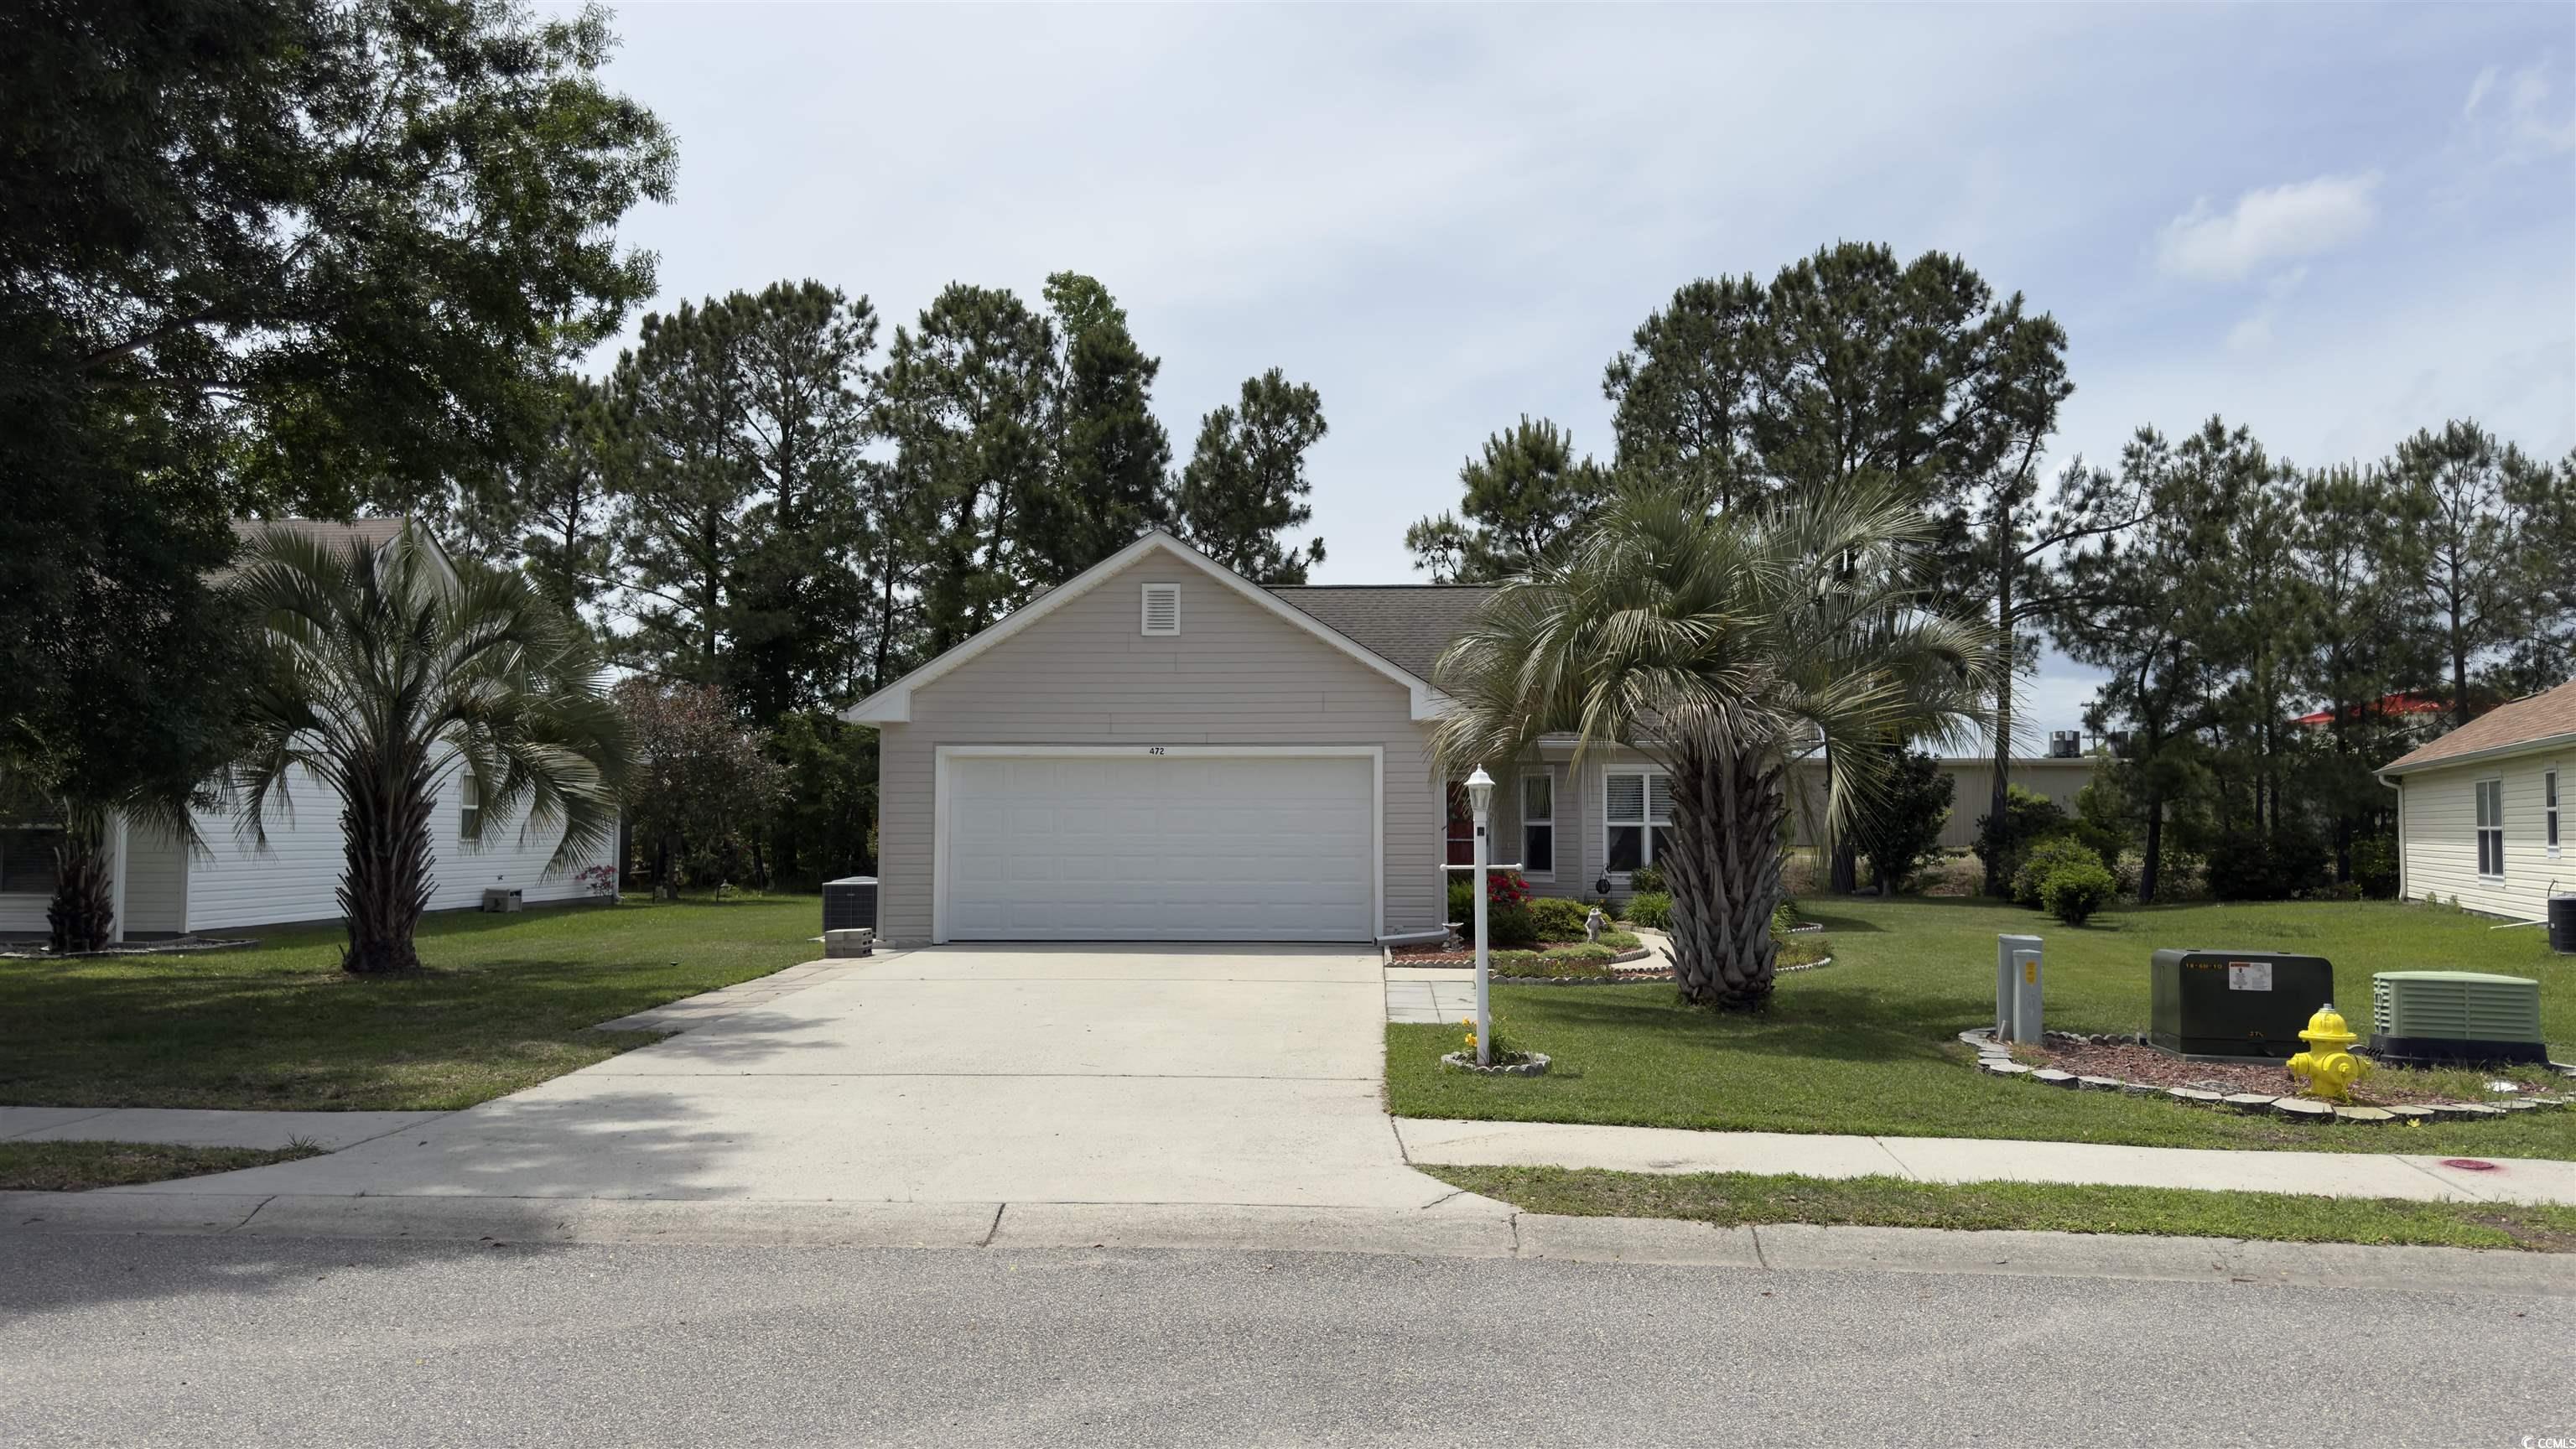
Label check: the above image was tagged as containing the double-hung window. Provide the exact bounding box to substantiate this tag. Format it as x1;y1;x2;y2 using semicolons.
2547;766;2561;855
460;775;484;844
1604;770;1674;872
1520;773;1555;877
2474;778;2504;879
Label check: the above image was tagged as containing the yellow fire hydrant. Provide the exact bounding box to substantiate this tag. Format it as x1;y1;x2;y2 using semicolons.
2287;1003;2369;1100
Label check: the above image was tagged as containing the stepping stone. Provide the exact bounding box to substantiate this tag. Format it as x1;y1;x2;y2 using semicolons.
1980;1060;2033;1076
2167;1088;2224;1105
2496;1099;2541;1112
2030;1068;2078;1088
2381;1104;2435;1122
2333;1105;2396;1124
2076;1076;2126;1092
2271;1098;2332;1122
2221;1093;2278;1112
2120;1080;2162;1095
2429;1102;2505;1118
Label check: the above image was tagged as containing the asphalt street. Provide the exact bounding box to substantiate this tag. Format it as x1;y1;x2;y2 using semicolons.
3;1233;2565;1448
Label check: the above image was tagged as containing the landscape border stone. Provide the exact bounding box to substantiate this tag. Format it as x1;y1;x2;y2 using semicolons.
1956;1026;2567;1126
1440;1051;1552;1077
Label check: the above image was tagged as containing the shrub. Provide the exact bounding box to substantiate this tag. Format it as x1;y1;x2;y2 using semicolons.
1918;851;1983;897
1624;891;1675;930
1973;784;2071;898
1484;900;1540;948
2040;860;2117;926
1625;863;1667;894
2012;835;2104;909
2207;819;2330;901
1859;750;1955;894
1768;900;1799;942
1446;875;1473;925
1526;896;1593;942
2350;834;2399;900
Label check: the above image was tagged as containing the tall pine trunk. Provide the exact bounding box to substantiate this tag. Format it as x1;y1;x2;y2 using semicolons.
1659;750;1786;1011
338;756;434;975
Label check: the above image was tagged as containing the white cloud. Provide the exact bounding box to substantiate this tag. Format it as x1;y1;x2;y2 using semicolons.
2464;64;2500;117
2153;173;2381;282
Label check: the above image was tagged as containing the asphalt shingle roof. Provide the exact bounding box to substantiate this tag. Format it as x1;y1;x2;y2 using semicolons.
1268;584;1498;682
2382;678;2576;773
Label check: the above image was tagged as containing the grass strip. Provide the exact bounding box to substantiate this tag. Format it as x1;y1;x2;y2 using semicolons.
1425;1164;2576;1252
0;1140;324;1192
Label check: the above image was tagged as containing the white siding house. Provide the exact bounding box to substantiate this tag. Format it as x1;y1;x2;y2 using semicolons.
2383;679;2575;922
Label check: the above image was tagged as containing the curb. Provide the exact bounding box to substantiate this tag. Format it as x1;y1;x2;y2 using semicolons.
6;1191;2570;1296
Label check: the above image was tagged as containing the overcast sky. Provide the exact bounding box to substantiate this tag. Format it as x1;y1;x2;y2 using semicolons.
574;2;2576;741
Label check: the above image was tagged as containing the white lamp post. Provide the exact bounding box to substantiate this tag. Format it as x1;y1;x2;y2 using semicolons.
1466;766;1494;1067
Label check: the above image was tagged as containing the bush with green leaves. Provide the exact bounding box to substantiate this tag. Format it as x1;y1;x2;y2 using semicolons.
2349;834;2400;900
1858;750;1954;894
1974;784;2071;898
1526;896;1594;942
2012;835;2106;909
2040;859;2118;926
1446;878;1541;947
1626;864;1667;894
1768;900;1800;942
1624;891;1675;930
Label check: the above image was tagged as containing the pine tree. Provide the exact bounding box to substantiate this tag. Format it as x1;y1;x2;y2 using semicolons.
2395;421;2519;724
1176;369;1329;584
1019;273;1172;585
1404;418;1610;581
1601;275;1767;511
2293;460;2429;879
611;298;761;682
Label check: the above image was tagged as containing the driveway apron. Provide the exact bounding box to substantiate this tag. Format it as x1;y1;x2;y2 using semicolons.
106;945;1456;1211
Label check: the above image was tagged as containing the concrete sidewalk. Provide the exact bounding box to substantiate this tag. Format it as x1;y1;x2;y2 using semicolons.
0;1107;444;1152
1395;1118;2576;1205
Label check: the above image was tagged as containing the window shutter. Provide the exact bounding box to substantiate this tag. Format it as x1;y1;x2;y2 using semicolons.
1140;583;1181;636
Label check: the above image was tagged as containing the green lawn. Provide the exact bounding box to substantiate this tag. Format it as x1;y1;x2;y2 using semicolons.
0;1140;324;1192
0;895;822;1111
1427;1165;2576;1251
1389;896;2576;1158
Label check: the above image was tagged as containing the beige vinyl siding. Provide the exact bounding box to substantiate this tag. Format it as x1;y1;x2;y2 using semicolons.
2399;751;2567;922
876;554;1442;944
120;821;189;934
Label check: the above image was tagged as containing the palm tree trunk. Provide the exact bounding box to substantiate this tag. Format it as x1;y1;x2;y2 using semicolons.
338;763;434;975
1660;750;1785;1010
46;827;115;953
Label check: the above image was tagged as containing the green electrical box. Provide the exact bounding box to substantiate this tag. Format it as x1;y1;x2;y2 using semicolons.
2370;972;2547;1065
2148;948;2334;1062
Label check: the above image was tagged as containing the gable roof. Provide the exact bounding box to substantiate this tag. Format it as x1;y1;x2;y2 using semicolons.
1267;585;1497;682
2381;678;2576;775
841;532;1452;724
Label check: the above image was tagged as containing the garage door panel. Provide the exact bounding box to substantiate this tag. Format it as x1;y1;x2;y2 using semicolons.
944;754;1374;942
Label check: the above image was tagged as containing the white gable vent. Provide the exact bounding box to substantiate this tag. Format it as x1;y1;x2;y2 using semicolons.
1140;583;1181;636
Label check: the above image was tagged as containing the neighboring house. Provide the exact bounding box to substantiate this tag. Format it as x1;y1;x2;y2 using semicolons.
2380;678;2573;922
843;530;2093;945
0;517;608;941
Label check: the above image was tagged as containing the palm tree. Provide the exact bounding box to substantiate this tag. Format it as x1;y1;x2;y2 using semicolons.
227;523;631;974
1430;483;1994;1009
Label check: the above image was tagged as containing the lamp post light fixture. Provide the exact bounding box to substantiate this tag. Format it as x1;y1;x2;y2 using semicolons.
1466;766;1495;1067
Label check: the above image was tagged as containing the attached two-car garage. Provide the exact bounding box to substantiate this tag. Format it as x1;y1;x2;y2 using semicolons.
937;750;1381;943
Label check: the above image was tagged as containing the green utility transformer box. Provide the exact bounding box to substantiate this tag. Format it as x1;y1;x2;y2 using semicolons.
2148;949;2334;1062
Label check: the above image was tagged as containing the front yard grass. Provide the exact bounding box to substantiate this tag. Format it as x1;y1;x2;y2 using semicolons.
0;895;822;1111
0;1140;324;1192
1389;896;2576;1159
1427;1165;2576;1251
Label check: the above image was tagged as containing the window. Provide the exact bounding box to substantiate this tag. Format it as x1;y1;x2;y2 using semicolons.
1520;772;1554;877
2475;777;2504;878
459;775;484;843
1140;583;1181;636
2547;766;2561;854
1604;770;1674;872
1444;782;1476;866
0;826;62;896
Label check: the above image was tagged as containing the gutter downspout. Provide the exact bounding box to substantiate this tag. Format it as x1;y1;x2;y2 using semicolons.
2374;771;2403;905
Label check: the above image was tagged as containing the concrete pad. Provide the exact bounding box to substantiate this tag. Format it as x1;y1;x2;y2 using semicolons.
0;1191;270;1235
1752;1223;2576;1298
234;1194;1003;1249
1514;1213;1763;1268
3;1109;444;1151
989;1201;1515;1259
1397;1119;1916;1181
0;1108;115;1140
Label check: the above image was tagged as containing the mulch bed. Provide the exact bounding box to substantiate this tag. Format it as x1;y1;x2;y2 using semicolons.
2014;1036;2526;1108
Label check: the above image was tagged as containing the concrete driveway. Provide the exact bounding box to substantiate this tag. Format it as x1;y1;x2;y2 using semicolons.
109;945;1460;1214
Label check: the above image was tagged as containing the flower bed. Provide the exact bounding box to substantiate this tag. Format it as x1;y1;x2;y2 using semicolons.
1961;1027;2576;1124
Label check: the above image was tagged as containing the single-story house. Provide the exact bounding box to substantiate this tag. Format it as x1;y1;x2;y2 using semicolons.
2380;678;2572;922
843;529;2084;945
0;518;609;942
